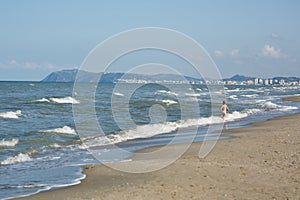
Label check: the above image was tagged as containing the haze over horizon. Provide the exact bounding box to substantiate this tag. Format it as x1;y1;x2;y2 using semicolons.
0;0;299;81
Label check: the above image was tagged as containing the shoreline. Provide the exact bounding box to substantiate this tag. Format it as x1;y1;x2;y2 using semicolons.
17;96;300;200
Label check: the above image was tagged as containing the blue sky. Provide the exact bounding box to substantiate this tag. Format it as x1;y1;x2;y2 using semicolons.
0;0;299;80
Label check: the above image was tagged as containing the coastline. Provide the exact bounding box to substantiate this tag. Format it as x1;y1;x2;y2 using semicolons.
17;97;300;200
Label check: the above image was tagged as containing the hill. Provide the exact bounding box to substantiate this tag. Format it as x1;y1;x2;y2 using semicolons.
41;69;204;83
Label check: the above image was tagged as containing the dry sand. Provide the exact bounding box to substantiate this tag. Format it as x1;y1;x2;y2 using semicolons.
18;97;300;200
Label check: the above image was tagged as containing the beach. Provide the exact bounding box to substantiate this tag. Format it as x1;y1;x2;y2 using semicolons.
18;96;300;200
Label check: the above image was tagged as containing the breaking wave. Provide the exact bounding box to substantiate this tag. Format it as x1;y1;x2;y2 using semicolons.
40;126;77;135
82;109;260;148
263;101;298;111
35;97;80;104
113;92;124;97
1;153;31;165
0;110;22;119
156;90;178;96
0;138;19;147
185;93;200;97
157;99;178;106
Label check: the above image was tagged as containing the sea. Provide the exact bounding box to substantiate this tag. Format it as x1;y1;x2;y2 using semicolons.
0;81;300;199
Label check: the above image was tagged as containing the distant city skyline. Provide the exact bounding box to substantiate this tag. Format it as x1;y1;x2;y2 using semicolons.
0;0;299;81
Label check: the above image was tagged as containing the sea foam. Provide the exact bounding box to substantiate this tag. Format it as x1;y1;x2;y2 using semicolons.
113;92;124;97
263;101;298;111
158;99;178;106
185;93;201;97
156;90;178;96
83;110;255;148
40;126;77;135
1;153;31;165
0;138;19;147
35;97;80;104
0;110;22;119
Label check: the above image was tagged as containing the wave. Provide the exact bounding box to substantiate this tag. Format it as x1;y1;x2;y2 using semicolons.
0;138;19;147
157;99;178;106
35;97;80;104
40;126;77;135
185;93;200;97
35;98;50;103
241;94;259;98
228;95;238;100
1;153;31;165
48;143;62;148
156;90;178;96
113;92;124;97
0;110;22;119
263;101;298;111
226;88;264;93
83;109;259;148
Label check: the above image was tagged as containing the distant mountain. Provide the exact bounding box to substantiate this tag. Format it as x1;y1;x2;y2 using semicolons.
223;74;255;82
41;69;204;83
41;70;300;84
41;69;100;82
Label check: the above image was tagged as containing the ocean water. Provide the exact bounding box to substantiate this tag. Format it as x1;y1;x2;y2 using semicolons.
0;81;300;199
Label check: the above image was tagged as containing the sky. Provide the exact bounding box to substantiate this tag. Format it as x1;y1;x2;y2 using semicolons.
0;0;299;81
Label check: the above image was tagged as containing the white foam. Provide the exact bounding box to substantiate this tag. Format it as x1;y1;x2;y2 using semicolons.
1;153;31;165
263;101;298;111
35;98;50;103
226;88;240;92
156;90;178;96
264;101;279;109
0;138;19;147
49;97;80;104
49;143;62;148
256;99;267;103
40;126;77;135
0;110;22;119
159;99;178;106
241;94;259;98
83;110;254;148
113;92;124;97
228;95;238;100
226;111;248;121
35;97;80;104
185;93;200;97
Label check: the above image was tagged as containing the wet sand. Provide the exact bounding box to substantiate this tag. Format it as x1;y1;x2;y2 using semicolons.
18;97;300;200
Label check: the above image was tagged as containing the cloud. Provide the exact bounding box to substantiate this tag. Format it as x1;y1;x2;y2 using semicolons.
0;60;76;70
230;49;239;57
213;50;223;57
260;44;285;58
270;33;281;40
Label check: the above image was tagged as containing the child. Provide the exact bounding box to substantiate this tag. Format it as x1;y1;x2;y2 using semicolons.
220;100;229;118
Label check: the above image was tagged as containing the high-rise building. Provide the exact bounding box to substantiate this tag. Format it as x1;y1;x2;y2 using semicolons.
255;78;259;85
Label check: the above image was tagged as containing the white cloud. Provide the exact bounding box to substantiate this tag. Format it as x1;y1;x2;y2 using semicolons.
260;44;285;58
271;33;281;39
0;60;76;70
214;50;223;57
230;49;239;57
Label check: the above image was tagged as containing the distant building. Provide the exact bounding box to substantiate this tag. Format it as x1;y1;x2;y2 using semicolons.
264;79;269;85
254;78;259;85
269;79;273;85
247;80;254;85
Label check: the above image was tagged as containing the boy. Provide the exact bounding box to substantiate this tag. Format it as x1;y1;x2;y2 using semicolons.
220;100;229;118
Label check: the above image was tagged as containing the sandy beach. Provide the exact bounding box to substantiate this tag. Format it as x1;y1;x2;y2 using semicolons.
18;97;300;200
